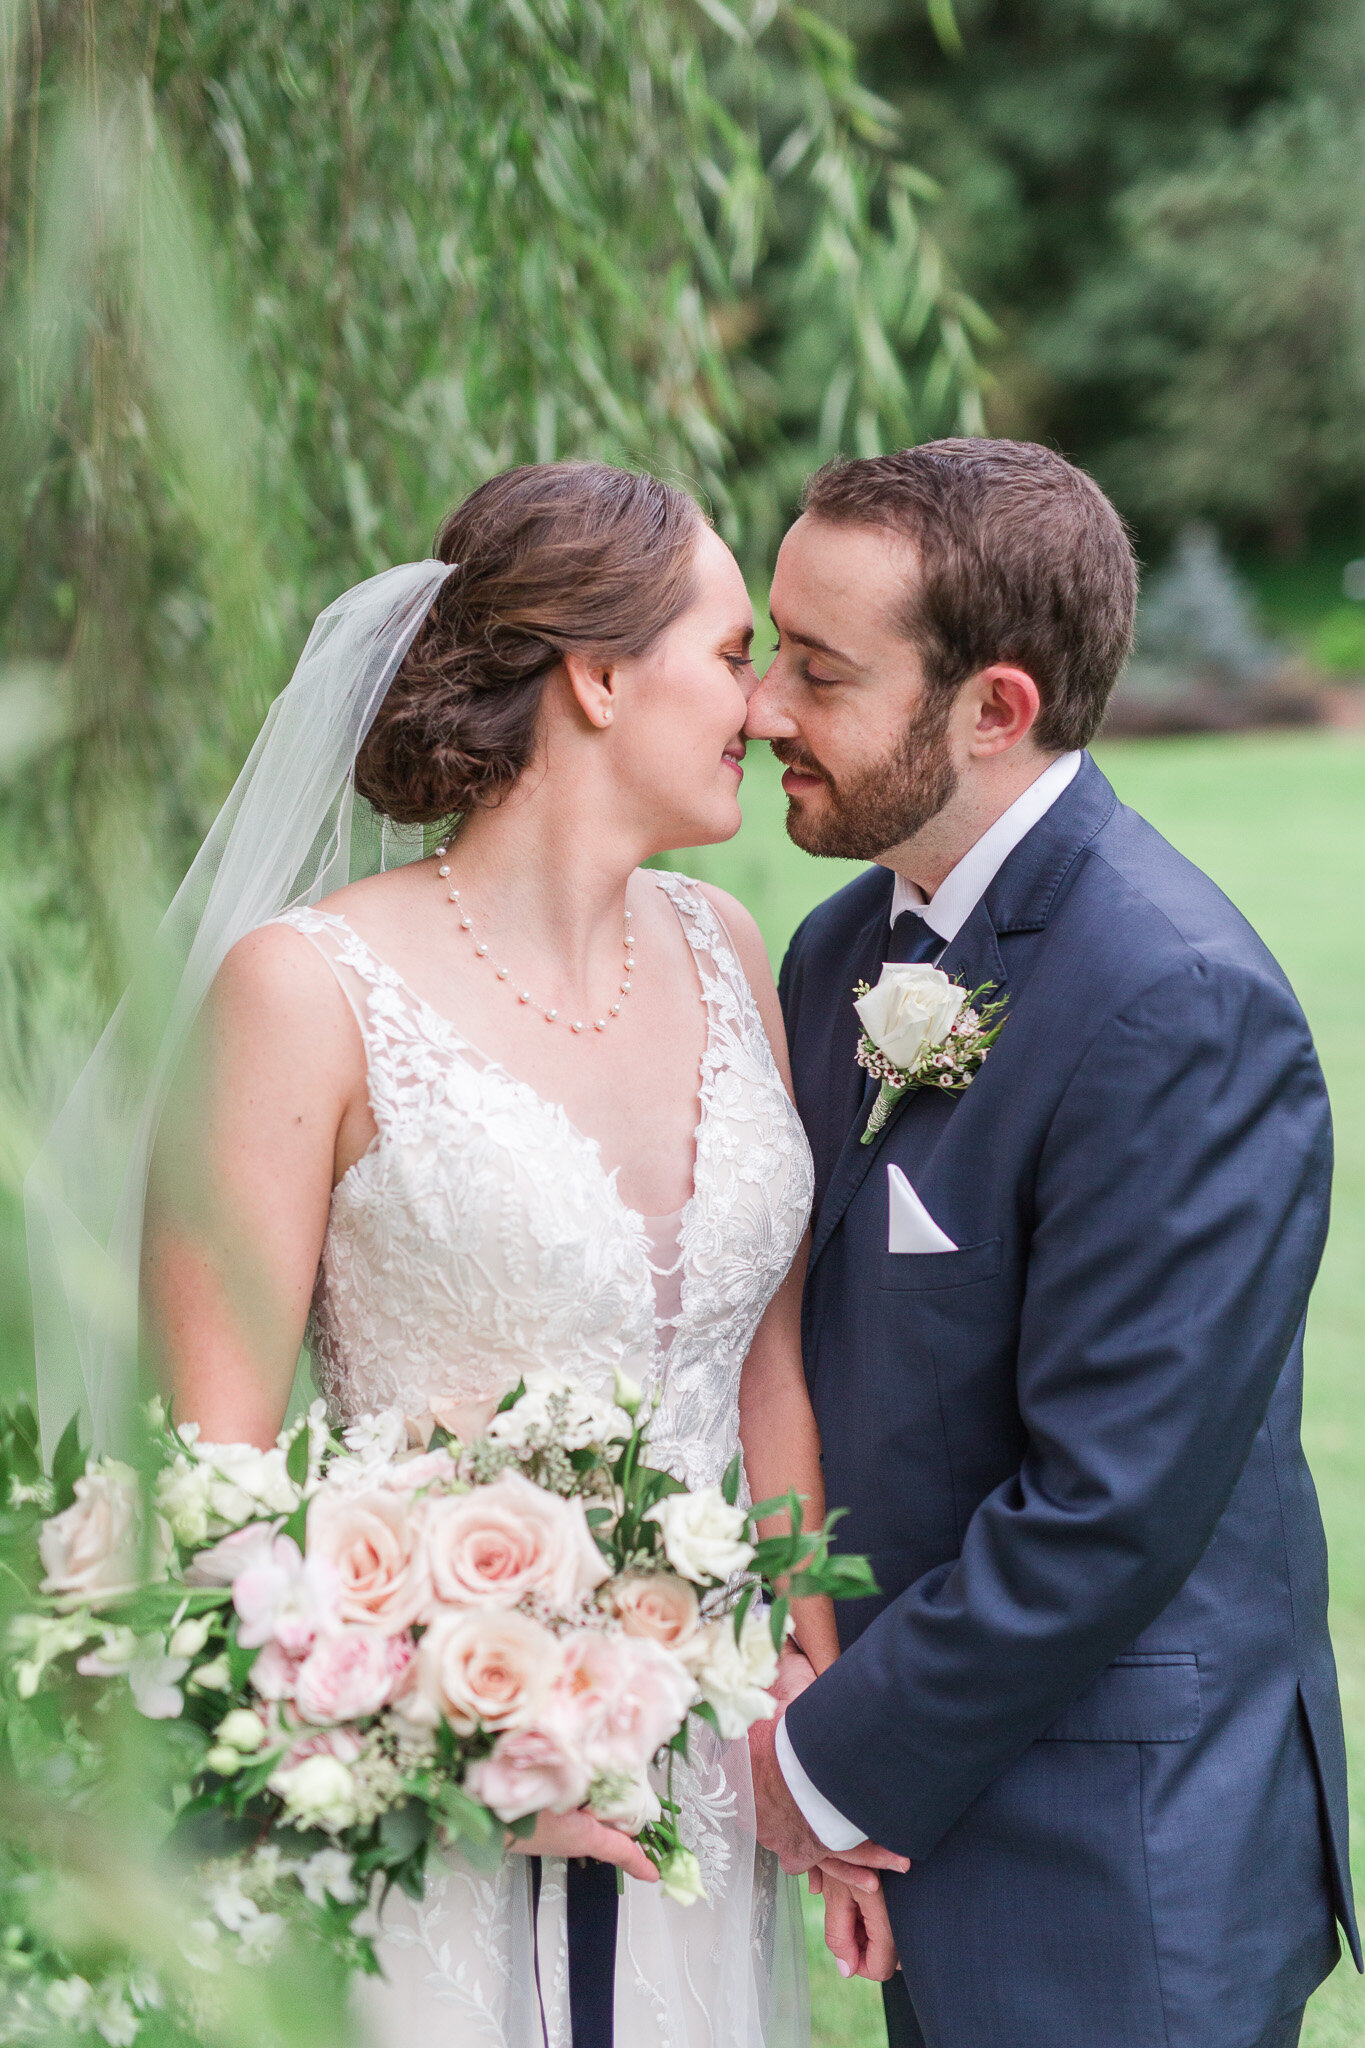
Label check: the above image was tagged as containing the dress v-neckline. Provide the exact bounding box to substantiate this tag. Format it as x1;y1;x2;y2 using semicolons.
319;877;714;1232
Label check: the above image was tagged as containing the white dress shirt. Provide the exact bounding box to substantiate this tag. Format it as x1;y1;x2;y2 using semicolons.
775;749;1082;1852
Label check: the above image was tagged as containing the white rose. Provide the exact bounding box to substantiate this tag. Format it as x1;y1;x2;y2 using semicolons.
685;1611;779;1740
854;963;966;1073
39;1464;162;1610
270;1753;359;1833
646;1488;753;1584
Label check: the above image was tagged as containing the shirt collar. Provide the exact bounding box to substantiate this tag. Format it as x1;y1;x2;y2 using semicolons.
888;751;1083;941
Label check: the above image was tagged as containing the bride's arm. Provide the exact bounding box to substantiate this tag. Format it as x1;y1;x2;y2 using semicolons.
141;926;363;1449
699;885;841;1677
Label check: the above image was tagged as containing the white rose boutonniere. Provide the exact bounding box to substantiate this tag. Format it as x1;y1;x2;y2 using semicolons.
853;963;1007;1142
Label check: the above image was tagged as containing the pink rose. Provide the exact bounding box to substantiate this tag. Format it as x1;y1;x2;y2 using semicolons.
233;1535;341;1656
404;1609;559;1735
271;1724;363;1775
612;1573;700;1653
465;1726;591;1823
382;1451;460;1494
293;1626;400;1725
306;1488;431;1635
550;1633;696;1774
251;1639;304;1701
422;1472;609;1611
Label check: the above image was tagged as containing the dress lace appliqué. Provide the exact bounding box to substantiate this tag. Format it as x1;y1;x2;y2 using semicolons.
270;871;814;2048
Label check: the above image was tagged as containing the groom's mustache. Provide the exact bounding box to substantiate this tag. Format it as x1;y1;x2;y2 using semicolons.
769;739;833;786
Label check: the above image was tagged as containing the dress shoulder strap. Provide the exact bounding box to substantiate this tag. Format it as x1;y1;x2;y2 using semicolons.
650;870;771;1055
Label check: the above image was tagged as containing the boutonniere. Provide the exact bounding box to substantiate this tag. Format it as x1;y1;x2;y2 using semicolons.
852;963;1008;1143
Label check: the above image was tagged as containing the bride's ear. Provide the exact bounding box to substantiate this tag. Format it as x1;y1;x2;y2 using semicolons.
561;650;618;730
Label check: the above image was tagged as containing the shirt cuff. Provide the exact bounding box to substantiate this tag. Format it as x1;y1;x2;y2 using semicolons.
775;1712;866;1852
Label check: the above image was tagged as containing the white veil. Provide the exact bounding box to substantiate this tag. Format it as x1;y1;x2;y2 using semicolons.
25;559;456;1454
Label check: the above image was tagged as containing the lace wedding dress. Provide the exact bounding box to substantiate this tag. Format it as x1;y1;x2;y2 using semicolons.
271;869;815;2048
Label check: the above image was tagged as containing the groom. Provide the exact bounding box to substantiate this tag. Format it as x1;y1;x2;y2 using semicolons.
744;441;1359;2048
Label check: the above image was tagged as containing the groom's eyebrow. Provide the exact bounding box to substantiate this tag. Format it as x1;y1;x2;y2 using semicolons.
769;616;859;668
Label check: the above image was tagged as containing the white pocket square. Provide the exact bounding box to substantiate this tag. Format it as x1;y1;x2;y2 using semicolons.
887;1163;958;1254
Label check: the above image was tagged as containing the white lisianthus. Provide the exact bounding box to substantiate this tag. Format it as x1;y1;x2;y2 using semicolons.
854;963;966;1075
657;1846;706;1907
270;1753;360;1833
195;1441;300;1530
484;1369;630;1454
685;1611;779;1740
10;1611;95;1697
44;1976;93;2021
588;1768;662;1835
340;1409;410;1469
646;1488;753;1584
299;1847;358;1906
90;1985;139;2046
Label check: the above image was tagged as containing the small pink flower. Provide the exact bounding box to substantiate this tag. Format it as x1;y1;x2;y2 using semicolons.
273;1724;363;1775
549;1633;696;1775
466;1726;591;1823
184;1522;279;1588
251;1639;304;1701
293;1626;398;1725
232;1536;341;1656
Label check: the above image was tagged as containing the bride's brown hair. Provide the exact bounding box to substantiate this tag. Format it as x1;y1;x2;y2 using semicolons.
355;462;704;825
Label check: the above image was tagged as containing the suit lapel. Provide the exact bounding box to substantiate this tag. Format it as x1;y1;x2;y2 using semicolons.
807;897;1008;1272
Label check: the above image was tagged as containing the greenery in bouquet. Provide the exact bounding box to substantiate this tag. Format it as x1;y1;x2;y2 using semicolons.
0;1372;874;2040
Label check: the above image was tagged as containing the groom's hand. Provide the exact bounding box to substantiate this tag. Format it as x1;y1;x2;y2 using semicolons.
749;1707;911;1891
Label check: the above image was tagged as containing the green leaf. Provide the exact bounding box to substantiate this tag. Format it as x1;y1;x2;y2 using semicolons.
285;1424;310;1485
377;1800;431;1866
769;1595;790;1652
495;1381;526;1416
721;1452;742;1507
50;1414;84;1512
281;1498;309;1549
733;1581;758;1642
690;1699;721;1737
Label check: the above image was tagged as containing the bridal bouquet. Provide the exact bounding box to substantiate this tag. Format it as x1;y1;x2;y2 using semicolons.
1;1374;873;2038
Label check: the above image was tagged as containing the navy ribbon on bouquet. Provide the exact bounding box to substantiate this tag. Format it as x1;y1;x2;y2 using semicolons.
529;1856;619;2046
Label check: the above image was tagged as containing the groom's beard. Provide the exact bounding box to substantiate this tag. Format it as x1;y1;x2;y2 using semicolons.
773;692;958;861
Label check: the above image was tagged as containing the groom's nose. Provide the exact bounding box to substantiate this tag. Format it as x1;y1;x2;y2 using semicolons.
743;659;801;742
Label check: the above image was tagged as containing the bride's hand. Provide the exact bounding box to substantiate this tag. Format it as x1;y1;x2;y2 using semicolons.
506;1809;660;1883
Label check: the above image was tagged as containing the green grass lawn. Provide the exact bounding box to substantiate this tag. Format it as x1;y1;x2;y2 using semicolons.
672;730;1365;2047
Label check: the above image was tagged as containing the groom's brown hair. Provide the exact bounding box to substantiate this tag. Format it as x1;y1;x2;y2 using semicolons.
802;440;1137;752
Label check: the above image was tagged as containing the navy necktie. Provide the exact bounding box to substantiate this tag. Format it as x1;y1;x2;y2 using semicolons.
885;907;944;966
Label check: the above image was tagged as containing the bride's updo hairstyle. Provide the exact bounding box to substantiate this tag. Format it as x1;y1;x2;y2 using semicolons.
355;462;704;824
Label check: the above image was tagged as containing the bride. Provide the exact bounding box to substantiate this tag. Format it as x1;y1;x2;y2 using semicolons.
126;461;839;2045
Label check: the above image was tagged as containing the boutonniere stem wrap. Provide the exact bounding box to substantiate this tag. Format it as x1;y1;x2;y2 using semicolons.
853;963;1008;1143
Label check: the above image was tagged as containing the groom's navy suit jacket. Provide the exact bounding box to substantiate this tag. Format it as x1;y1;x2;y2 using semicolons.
780;755;1357;2048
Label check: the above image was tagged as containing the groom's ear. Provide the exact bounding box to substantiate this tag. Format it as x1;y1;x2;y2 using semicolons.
964;664;1043;758
561;649;618;731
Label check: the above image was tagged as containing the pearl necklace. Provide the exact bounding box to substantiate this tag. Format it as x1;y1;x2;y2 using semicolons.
434;844;635;1034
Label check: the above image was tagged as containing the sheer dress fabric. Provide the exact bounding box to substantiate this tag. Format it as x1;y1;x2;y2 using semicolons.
270;870;815;2048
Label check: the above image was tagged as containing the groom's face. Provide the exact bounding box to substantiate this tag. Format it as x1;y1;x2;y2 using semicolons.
748;514;958;862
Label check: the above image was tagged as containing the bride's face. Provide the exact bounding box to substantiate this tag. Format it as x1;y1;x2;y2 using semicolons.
613;525;756;853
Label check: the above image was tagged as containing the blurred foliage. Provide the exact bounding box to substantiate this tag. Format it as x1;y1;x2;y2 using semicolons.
850;0;1365;546
0;0;986;1257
